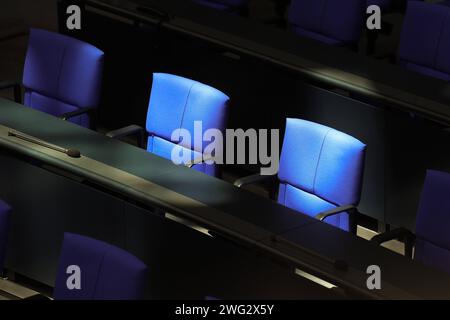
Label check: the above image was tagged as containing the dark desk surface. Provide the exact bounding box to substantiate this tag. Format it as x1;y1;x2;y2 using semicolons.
2;98;450;299
78;0;450;124
271;222;450;299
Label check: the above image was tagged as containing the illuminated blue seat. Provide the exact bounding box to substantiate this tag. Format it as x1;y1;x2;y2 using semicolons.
54;233;148;300
236;119;366;232
107;73;229;177
287;0;366;49
372;170;450;274
277;119;366;231
1;29;104;128
0;200;11;276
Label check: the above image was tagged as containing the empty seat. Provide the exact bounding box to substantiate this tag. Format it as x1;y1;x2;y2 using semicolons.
53;233;148;300
1;29;104;127
372;170;450;275
236;119;366;232
107;73;229;177
0;200;11;276
398;2;450;81
288;0;366;49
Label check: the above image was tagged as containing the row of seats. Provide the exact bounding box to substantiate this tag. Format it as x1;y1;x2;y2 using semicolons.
1;29;366;230
295;0;450;82
191;0;410;15
287;0;418;51
3;28;446;230
1;27;450;296
2;171;450;297
194;0;450;81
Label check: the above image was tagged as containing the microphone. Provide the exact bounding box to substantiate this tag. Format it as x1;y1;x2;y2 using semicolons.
8;130;81;158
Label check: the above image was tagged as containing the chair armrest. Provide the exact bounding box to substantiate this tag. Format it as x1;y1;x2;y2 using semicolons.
315;205;358;234
370;227;415;258
185;154;215;168
233;174;277;188
106;125;146;148
370;227;413;245
314;205;356;221
59;107;96;121
0;81;21;103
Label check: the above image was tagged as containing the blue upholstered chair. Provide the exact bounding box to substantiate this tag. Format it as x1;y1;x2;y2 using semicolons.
235;119;366;232
107;73;230;177
0;28;104;128
398;2;450;81
53;233;148;300
287;0;366;49
0;200;11;276
372;170;450;275
192;0;250;15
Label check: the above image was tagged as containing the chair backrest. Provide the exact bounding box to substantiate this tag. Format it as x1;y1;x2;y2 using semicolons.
288;0;366;47
0;200;11;275
367;0;391;11
145;73;229;177
23;29;104;127
54;233;148;300
277;119;366;231
414;170;450;274
398;2;450;81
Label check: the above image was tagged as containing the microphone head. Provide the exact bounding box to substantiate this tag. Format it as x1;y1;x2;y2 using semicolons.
66;149;81;158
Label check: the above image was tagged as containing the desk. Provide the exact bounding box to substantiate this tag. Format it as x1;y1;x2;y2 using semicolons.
1;98;450;299
56;0;450;232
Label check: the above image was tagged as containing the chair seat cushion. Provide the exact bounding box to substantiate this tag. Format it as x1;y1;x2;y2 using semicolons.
147;136;217;176
278;183;349;231
24;90;90;127
24;92;90;127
